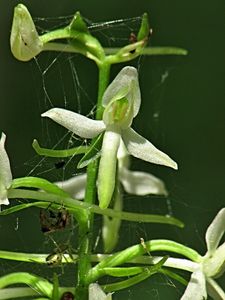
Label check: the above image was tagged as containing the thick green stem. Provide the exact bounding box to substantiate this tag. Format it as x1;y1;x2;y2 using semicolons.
75;62;111;300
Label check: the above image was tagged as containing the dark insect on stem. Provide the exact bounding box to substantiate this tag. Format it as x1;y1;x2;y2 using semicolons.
40;207;70;233
60;291;74;300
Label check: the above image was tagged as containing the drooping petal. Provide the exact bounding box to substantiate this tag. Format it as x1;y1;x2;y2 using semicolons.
119;168;168;196
181;270;207;300
54;174;86;200
122;128;178;170
102;185;123;253
10;4;43;61
205;208;225;254
89;283;112;300
42;108;105;139
102;66;141;117
0;133;12;205
97;126;121;209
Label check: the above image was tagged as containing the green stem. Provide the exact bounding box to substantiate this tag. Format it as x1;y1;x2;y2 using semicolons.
75;62;111;300
7;189;183;226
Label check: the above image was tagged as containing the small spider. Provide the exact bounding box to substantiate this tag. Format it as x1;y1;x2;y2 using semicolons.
46;241;75;274
40;207;70;234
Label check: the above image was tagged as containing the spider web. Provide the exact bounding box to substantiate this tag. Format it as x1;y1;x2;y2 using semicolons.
0;12;212;300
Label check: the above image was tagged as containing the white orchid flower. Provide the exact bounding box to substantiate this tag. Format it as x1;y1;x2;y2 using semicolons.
42;66;177;209
89;283;112;300
181;208;225;300
0;133;12;205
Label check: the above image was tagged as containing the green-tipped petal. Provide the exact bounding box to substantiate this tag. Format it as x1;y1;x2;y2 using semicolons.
205;208;225;254
181;270;207;300
122;128;178;170
42;108;105;139
119;168;168;196
54;174;86;200
0;133;12;205
98;127;121;209
102;66;141;118
10;4;43;61
89;283;112;300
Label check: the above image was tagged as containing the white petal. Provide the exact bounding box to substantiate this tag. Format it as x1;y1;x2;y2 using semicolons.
102;66;141;117
0;133;12;205
122;128;178;170
54;174;86;200
119;168;168;196
181;270;207;300
89;283;112;300
42;108;105;139
205;208;225;254
97;127;121;209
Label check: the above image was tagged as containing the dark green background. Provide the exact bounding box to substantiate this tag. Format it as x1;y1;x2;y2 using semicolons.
0;1;225;299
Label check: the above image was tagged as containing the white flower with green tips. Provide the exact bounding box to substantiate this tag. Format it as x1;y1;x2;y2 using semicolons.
181;208;225;300
0;133;12;205
42;66;177;209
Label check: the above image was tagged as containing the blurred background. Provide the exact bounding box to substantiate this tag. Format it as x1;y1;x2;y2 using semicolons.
0;0;225;299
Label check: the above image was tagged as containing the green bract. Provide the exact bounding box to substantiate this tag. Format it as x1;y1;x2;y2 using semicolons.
181;208;225;300
42;66;177;209
0;133;12;205
10;4;43;61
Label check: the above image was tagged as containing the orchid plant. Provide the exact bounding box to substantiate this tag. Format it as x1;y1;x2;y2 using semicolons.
0;3;224;300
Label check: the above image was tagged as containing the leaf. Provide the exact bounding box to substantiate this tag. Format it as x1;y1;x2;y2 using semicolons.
77;133;103;169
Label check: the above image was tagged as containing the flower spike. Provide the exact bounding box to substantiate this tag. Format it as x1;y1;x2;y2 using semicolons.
42;66;177;209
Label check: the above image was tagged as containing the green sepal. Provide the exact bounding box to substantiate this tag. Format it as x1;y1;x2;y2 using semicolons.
77;133;103;169
32;139;88;158
103;256;168;292
11;177;70;198
137;13;150;41
69;11;89;33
